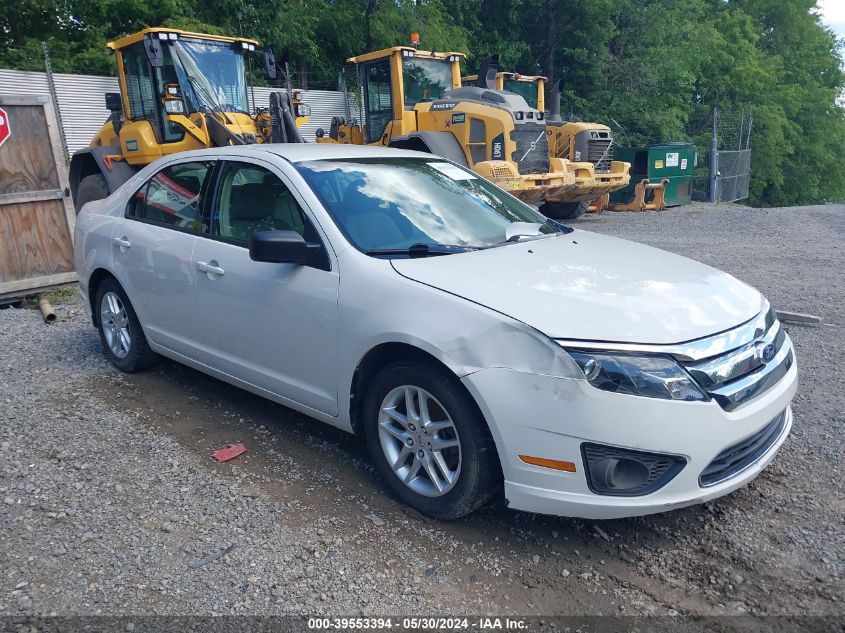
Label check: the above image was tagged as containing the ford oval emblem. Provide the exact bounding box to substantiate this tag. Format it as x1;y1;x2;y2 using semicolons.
757;342;776;363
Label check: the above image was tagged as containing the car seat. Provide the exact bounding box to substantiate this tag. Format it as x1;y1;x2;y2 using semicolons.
339;179;407;250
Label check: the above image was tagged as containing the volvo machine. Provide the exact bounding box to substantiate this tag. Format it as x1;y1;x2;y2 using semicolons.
463;70;631;214
70;28;310;210
316;46;628;219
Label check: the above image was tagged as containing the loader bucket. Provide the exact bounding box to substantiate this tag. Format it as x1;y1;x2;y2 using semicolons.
588;194;610;213
607;179;669;212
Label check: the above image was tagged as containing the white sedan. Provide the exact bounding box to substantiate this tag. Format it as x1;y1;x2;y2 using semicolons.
74;144;797;520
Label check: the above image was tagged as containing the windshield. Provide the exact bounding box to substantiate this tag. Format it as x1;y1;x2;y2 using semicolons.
169;39;249;114
403;58;453;109
504;78;538;110
296;157;558;254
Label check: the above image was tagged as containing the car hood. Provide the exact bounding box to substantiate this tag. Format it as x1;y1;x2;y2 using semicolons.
391;230;764;344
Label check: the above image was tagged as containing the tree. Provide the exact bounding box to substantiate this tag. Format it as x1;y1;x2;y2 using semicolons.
1;0;842;204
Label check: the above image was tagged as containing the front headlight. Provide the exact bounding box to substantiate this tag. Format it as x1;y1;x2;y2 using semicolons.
565;349;708;402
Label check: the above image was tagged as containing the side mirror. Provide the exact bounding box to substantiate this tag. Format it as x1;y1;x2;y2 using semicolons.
262;50;277;80
249;230;308;264
105;92;122;112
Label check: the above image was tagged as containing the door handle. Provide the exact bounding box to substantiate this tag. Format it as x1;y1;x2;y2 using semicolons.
113;236;131;249
197;261;225;276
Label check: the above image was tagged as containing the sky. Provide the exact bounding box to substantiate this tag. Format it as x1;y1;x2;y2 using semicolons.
818;0;845;41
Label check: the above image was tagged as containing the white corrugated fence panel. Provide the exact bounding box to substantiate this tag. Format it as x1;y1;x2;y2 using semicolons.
0;68;350;152
299;90;351;140
0;69;50;97
249;87;351;141
53;73;119;154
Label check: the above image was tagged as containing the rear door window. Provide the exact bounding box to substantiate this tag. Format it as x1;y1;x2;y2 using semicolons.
128;161;214;232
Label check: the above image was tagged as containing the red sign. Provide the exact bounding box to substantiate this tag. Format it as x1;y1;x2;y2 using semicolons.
0;107;10;148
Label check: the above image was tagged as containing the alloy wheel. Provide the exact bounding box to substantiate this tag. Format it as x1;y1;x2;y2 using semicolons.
100;291;131;359
378;385;462;497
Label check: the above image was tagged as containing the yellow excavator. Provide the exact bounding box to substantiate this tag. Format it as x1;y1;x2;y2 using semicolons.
315;46;621;219
69;27;311;210
463;70;631;214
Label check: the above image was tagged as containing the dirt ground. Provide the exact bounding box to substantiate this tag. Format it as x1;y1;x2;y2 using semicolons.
1;202;842;619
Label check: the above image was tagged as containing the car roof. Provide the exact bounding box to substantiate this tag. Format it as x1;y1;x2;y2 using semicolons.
184;143;430;163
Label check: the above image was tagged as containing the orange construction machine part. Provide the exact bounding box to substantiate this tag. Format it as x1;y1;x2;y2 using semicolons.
608;179;670;212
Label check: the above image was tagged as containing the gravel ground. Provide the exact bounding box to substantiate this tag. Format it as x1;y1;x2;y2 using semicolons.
0;202;842;618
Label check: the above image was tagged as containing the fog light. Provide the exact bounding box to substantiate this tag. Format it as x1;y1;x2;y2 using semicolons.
582;443;686;496
589;458;649;490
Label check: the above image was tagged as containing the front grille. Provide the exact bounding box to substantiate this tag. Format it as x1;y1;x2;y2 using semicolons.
699;410;787;487
588;138;613;172
682;315;793;411
490;165;517;180
510;122;550;174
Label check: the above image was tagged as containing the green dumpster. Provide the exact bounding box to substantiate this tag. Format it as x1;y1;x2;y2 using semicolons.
610;142;697;206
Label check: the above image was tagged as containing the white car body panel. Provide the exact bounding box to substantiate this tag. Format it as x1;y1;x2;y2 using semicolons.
190;235;340;415
73;144;798;519
463;355;797;519
392;231;764;344
110;217;199;356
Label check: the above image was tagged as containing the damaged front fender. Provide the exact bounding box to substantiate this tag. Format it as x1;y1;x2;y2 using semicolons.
438;319;582;379
336;251;584;429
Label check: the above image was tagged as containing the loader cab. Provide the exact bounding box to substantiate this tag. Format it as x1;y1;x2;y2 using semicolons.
462;72;546;112
501;74;546;112
350;47;463;144
108;28;257;161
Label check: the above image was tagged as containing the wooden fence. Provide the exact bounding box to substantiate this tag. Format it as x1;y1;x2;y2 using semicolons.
0;94;76;299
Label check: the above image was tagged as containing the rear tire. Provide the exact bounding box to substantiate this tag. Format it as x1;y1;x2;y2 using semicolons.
362;361;500;519
74;174;110;213
540;200;588;220
94;278;158;373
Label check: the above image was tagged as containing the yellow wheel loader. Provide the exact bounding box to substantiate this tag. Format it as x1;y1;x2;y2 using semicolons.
463;71;630;216
316;47;605;219
69;28;311;211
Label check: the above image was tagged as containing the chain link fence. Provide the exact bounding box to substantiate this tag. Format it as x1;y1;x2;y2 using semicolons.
560;101;753;203
713;109;752;202
680;107;753;202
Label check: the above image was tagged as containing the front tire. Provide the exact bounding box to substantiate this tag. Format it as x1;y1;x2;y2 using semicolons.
95;278;158;372
540;200;588;220
74;174;110;213
362;361;500;519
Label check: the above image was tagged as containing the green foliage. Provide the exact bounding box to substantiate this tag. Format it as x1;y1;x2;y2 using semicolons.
1;0;843;204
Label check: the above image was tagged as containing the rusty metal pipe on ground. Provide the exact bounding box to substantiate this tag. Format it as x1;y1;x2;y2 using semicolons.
38;295;56;323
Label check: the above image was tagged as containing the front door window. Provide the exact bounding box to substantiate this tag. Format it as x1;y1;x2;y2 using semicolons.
211;162;314;243
402;58;452;109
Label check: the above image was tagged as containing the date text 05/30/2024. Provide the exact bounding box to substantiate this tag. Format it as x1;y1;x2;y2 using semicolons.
307;617;528;630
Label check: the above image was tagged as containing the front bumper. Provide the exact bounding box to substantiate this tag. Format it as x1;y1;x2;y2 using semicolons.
461;352;797;519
